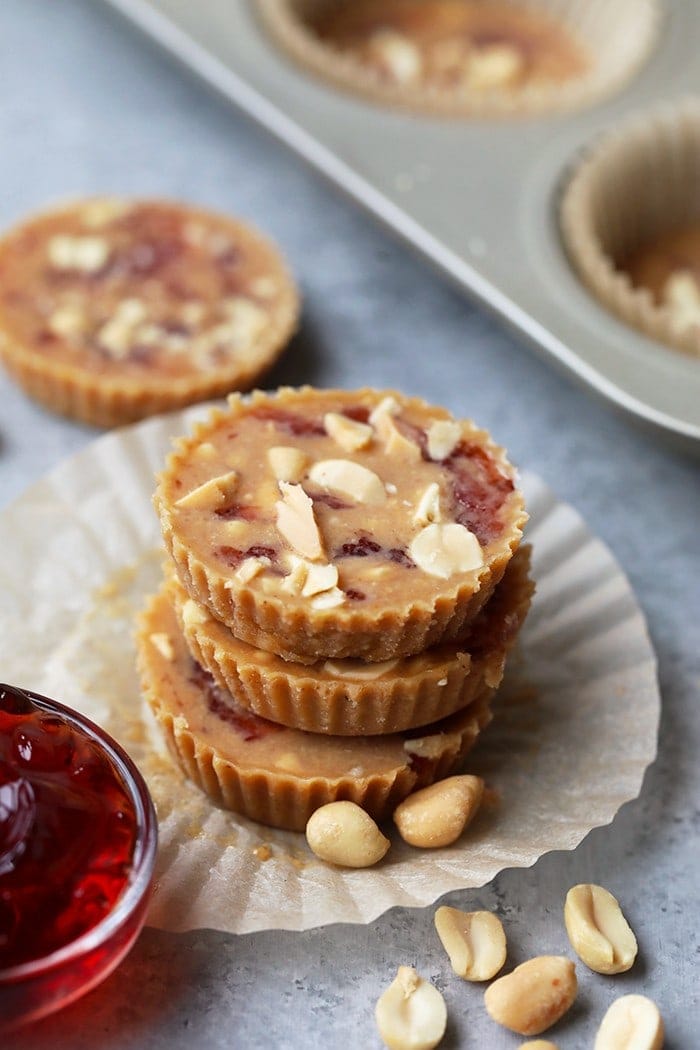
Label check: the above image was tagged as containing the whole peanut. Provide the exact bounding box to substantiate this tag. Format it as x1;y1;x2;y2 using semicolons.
305;802;389;867
594;994;664;1050
564;884;637;974
393;775;484;848
484;956;577;1036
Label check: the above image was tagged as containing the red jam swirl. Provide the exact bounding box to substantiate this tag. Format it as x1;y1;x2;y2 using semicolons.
0;685;139;969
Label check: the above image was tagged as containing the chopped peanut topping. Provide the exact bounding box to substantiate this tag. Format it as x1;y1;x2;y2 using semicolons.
324;412;373;452
175;471;239;510
410;523;483;578
48;234;110;273
427;421;461;461
308;459;386;505
275;482;324;560
413;483;442;526
369;395;400;425
310;587;346;610
301;562;339;598
374;412;422;461
234;556;271;584
268;446;308;482
468;44;524;89
149;632;175;661
48;304;86;339
181;599;210;628
368;29;423;83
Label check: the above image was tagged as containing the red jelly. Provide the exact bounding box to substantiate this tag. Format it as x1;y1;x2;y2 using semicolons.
0;684;157;1031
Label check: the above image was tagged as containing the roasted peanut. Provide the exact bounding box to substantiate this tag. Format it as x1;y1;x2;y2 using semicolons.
434;907;506;981
594;994;664;1050
484;956;577;1036
564;884;638;975
375;966;447;1050
393;775;484;848
305;802;389;868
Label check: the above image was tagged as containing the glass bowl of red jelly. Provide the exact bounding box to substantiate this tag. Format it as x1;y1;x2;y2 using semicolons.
0;683;157;1031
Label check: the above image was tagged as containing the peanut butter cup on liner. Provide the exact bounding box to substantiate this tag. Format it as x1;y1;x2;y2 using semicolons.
137;587;495;831
256;0;659;118
168;545;533;735
0;198;299;426
561;100;700;359
154;386;527;663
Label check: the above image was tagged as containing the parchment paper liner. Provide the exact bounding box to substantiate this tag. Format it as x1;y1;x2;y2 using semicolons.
155;387;527;663
0;406;660;934
255;0;660;118
0;199;300;427
138;587;496;830
560;99;700;360
166;547;533;735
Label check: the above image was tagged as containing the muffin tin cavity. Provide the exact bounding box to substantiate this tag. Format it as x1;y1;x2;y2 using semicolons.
103;0;700;450
256;0;660;117
561;99;700;360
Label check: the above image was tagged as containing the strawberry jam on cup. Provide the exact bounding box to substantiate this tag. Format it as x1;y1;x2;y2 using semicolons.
0;684;157;1031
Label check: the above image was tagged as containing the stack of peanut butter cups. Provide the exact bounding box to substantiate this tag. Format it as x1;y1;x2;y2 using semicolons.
137;386;532;831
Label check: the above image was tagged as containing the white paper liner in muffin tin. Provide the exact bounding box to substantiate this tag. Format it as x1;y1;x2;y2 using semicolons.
0;406;660;934
256;0;660;118
560;97;700;360
100;0;700;449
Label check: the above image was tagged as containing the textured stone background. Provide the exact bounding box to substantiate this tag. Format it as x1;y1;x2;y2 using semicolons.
3;2;698;1046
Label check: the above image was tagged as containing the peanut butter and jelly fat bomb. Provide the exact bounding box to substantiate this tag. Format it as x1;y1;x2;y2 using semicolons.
154;387;527;663
308;0;587;93
169;545;533;736
0;198;298;426
137;587;496;831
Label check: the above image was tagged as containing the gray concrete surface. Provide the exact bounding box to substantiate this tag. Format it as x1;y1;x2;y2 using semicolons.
3;2;698;1046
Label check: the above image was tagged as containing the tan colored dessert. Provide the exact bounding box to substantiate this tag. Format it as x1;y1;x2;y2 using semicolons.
136;586;495;831
259;0;659;117
624;225;700;335
169;545;533;735
154;387;527;663
0;198;299;426
305;0;587;94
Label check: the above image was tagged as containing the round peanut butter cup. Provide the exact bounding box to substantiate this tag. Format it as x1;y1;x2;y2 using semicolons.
256;0;659;118
0;198;299;426
168;545;533;735
154;386;527;663
561;100;700;359
137;587;495;831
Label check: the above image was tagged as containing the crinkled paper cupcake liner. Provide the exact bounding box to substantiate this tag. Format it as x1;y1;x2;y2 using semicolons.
561;98;700;359
0;406;660;934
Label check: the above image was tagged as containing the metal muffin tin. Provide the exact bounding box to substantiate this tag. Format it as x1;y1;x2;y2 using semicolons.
104;0;700;451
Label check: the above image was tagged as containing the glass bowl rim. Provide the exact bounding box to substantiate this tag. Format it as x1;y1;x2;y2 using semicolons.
0;683;158;983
